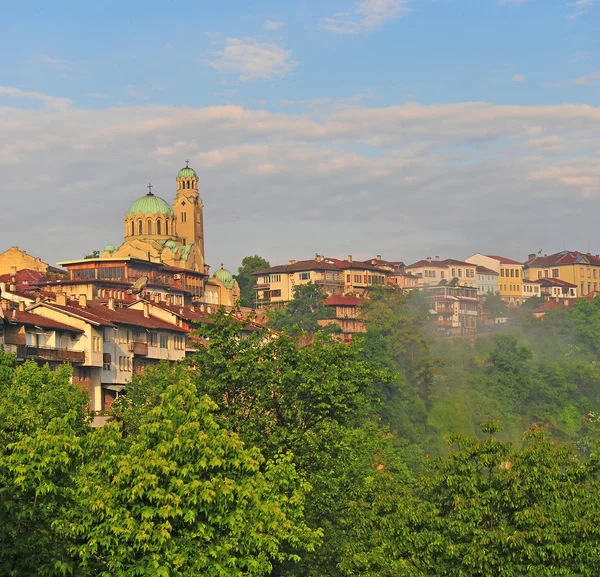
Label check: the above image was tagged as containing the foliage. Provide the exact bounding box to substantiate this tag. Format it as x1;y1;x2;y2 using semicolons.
83;249;101;259
267;282;338;335
482;292;509;317
235;254;270;308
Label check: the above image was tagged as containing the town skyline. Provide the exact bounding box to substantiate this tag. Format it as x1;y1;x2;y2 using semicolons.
1;0;599;269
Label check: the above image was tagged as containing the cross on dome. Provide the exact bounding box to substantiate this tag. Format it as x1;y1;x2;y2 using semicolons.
147;182;154;196
185;159;189;168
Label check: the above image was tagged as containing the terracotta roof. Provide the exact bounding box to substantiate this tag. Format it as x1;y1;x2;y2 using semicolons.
537;277;577;288
254;259;340;275
525;251;600;268
147;302;215;325
5;310;83;332
325;257;382;271
406;258;472;269
476;265;498;275
0;269;48;283
533;301;568;314
485;255;523;266
326;295;364;306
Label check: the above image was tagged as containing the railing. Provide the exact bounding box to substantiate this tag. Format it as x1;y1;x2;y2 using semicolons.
254;283;270;290
315;278;344;285
129;341;148;356
17;345;85;363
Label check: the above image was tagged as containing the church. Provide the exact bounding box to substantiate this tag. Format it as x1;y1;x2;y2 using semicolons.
53;162;240;307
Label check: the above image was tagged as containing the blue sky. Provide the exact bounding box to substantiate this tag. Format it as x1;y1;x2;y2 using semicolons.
1;0;600;270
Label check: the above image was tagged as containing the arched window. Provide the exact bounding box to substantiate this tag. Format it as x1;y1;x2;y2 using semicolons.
131;221;134;236
187;180;190;189
147;219;152;235
165;220;169;235
156;219;162;235
138;220;143;235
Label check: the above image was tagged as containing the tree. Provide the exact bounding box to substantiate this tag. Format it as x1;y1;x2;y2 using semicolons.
267;283;336;335
482;292;509;318
235;254;270;308
84;250;101;259
342;423;600;577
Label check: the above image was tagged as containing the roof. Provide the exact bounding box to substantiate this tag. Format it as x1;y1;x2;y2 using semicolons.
125;193;174;217
476;265;499;275
0;269;48;283
5;310;83;332
213;268;235;289
526;250;600;268
406;258;472;269
537;277;577;288
254;259;340;275
326;258;382;272
533;301;568;314
177;166;197;178
145;302;215;325
326;295;364;306
485;255;523;266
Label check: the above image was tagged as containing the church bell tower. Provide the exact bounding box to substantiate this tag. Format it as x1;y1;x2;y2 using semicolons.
173;160;204;262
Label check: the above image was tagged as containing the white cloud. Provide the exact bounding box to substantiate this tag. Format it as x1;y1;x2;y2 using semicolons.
2;88;600;269
203;37;297;81
512;74;526;82
0;85;71;110
264;20;284;30
40;55;70;71
566;0;598;18
321;0;409;34
85;93;107;99
549;71;600;87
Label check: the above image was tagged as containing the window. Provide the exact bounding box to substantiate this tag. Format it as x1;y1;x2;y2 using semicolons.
538;271;542;279
131;221;134;236
510;269;514;278
458;269;462;277
515;269;519;278
354;274;361;283
165;220;169;235
544;270;549;278
157;219;162;235
138;220;143;234
581;268;585;277
588;268;592;278
299;272;311;281
149;332;158;346
346;274;351;283
440;271;445;279
552;268;559;277
103;353;111;371
160;334;168;349
500;269;505;277
103;328;110;343
181;212;187;223
452;268;456;277
581;283;585;294
147;220;152;235
588;283;592;293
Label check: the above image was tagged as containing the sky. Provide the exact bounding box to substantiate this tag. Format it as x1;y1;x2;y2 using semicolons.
1;0;600;272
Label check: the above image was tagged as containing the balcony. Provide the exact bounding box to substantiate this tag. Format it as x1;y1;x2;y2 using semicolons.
315;278;344;286
255;283;270;290
129;340;148;356
17;345;85;363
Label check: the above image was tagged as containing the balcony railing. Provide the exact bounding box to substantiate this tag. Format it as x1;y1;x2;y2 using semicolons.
17;345;85;363
129;341;149;356
254;283;270;290
315;278;344;286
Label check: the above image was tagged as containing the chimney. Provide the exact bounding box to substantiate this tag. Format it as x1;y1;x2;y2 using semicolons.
426;256;432;263
289;259;296;265
108;297;115;311
376;255;381;260
56;293;67;306
348;255;353;262
79;294;87;308
143;302;150;318
18;301;25;312
528;253;535;261
435;256;440;261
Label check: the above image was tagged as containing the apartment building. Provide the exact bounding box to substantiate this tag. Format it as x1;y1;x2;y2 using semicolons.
406;257;477;288
466;254;524;304
423;280;478;336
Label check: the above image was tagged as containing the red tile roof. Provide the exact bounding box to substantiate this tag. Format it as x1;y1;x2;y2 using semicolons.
5;310;83;332
525;251;600;268
476;265;498;275
254;259;340;275
533;301;568;314
0;269;48;283
485;255;523;265
406;258;472;269
326;295;364;306
537;277;577;288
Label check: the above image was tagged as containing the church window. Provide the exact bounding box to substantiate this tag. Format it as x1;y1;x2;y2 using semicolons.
131;221;134;236
181;212;187;223
147;220;152;235
165;220;169;235
157;219;162;235
187;181;190;189
138;220;143;235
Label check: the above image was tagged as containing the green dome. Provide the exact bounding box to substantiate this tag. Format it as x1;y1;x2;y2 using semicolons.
213;267;235;290
126;193;174;217
177;166;197;179
103;244;116;254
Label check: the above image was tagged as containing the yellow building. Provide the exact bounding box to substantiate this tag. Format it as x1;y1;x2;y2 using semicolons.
466;254;524;305
405;257;477;288
0;246;52;275
523;251;600;296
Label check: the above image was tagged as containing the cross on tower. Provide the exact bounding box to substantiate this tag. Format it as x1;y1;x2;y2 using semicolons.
185;159;190;168
147;182;153;195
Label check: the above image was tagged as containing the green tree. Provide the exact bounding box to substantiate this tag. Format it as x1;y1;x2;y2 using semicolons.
235;254;270;307
267;283;336;335
84;250;101;259
482;292;509;317
342;423;600;577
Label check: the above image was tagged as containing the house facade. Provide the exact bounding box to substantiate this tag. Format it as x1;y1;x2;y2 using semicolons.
406;257;477;288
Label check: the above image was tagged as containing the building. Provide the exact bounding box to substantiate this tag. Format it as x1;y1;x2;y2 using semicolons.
0;246;56;276
253;255;389;307
405;257;477;288
536;277;577;300
363;256;419;289
466;254;524;305
522;279;542;300
317;295;366;343
475;265;499;296
523;251;600;297
423;280;478;336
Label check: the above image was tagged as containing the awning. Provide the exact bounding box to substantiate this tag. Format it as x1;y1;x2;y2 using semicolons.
102;384;126;392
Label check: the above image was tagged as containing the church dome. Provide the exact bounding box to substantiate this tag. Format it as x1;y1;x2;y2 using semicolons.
177;166;197;179
103;244;116;254
213;266;235;289
126;192;174;217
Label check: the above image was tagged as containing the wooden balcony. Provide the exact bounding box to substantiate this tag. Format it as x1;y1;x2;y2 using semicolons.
129;340;148;356
17;345;85;363
255;283;270;290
